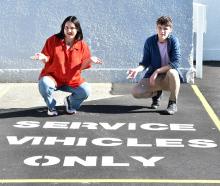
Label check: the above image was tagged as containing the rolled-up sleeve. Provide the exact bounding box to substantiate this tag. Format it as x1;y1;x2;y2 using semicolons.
41;36;55;62
80;41;91;69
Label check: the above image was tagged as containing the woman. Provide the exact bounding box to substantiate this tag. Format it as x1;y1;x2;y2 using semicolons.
31;16;102;116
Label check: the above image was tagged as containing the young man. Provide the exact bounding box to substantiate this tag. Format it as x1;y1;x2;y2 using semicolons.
127;16;183;115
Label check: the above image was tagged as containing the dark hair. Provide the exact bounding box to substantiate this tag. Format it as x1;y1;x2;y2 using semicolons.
156;16;173;27
56;16;83;41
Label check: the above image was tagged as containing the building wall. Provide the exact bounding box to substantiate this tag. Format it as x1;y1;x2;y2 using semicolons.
194;0;220;61
0;0;193;83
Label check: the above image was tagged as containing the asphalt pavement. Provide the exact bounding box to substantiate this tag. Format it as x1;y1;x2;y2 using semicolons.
0;62;219;186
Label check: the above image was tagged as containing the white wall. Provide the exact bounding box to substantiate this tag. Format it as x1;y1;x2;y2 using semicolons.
0;0;193;82
194;0;220;61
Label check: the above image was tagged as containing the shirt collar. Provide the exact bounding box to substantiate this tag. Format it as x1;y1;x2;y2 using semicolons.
61;39;81;51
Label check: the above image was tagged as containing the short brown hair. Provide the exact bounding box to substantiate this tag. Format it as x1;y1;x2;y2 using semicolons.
156;16;173;27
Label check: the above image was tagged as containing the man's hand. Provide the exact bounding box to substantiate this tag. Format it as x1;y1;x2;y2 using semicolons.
126;66;144;79
126;68;139;79
149;70;158;86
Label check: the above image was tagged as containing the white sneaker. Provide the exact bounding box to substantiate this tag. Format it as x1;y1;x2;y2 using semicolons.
64;97;77;114
166;100;178;115
47;109;58;116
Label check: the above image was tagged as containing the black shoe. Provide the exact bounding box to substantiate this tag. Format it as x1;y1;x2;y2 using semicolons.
166;100;178;115
151;100;160;109
151;90;162;109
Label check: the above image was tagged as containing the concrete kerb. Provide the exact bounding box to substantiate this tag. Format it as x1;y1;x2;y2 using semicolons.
0;83;127;109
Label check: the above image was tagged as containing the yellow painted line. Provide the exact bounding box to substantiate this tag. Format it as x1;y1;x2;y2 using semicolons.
191;85;220;131
0;179;220;184
0;84;11;98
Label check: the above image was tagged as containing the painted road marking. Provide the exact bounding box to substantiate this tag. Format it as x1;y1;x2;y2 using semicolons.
0;179;220;184
191;85;220;131
0;85;219;184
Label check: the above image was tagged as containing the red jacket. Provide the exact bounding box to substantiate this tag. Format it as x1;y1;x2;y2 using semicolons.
39;35;91;87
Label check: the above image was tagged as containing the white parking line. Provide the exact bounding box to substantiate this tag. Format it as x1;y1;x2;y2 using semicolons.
0;178;220;184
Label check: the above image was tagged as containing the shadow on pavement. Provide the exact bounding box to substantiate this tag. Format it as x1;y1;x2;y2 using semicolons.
79;104;168;114
0;104;169;119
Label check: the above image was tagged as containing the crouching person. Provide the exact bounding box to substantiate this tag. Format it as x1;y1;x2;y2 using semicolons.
127;16;183;115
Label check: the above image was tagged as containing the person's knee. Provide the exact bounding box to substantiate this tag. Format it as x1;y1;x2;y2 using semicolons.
38;76;56;96
167;69;179;77
167;69;180;81
77;85;91;100
131;87;142;98
82;88;90;99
